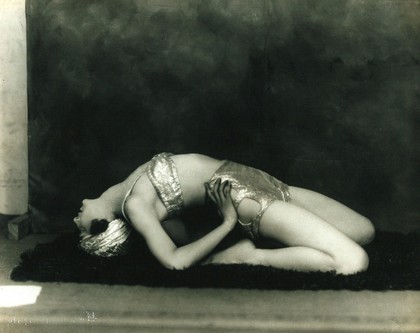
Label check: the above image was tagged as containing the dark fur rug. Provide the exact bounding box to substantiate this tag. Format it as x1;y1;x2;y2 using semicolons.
11;230;420;290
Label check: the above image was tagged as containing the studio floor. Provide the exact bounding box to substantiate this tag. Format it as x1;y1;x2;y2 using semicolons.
0;223;419;333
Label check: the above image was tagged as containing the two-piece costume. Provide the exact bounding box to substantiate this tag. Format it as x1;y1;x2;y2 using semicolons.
122;152;290;240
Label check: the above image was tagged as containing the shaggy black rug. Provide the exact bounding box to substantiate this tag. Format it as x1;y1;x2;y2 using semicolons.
11;230;420;290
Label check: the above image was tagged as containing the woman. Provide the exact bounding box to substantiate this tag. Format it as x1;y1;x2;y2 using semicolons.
74;152;375;275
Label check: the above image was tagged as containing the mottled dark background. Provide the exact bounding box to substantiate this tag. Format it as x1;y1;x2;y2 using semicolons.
27;0;419;233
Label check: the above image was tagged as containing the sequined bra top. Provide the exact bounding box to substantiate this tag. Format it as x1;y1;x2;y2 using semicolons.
122;153;184;223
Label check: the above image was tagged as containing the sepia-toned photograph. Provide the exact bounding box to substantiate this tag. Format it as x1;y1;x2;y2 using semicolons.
1;0;419;332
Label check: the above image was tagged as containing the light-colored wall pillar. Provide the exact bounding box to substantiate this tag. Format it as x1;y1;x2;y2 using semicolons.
0;0;28;215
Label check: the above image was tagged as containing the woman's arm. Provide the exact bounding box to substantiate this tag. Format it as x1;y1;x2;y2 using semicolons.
125;180;237;270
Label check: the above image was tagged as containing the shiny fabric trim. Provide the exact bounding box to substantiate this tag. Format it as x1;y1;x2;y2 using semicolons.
209;160;290;241
147;152;185;218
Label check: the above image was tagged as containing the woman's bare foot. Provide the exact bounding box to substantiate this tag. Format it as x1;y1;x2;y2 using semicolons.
201;239;256;265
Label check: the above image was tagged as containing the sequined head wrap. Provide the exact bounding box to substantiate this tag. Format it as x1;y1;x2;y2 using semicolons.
79;218;132;257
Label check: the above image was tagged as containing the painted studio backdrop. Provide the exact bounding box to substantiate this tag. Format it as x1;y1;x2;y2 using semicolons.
27;0;419;233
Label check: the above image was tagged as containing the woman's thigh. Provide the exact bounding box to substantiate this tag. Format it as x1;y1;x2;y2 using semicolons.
258;200;364;259
287;186;374;244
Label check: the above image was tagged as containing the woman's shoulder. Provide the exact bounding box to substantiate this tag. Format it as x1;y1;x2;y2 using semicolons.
125;176;168;221
123;192;164;230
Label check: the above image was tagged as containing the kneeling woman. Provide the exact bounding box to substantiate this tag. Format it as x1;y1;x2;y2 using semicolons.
74;153;375;275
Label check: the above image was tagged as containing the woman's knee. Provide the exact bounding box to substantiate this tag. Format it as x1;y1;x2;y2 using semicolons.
335;246;369;275
357;217;375;245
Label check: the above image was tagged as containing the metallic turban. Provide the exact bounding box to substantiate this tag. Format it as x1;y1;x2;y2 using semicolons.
79;218;132;257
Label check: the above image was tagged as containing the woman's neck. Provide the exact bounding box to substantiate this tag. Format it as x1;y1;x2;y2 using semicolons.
99;183;128;216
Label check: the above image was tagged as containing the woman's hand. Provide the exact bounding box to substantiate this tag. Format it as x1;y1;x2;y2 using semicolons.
205;179;238;231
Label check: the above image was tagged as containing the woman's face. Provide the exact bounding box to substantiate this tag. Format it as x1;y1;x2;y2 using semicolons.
73;198;109;234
